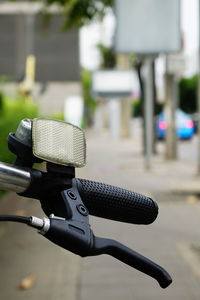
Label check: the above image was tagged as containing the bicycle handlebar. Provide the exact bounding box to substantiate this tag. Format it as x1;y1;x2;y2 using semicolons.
0;163;158;225
0;162;171;288
0;118;173;289
0;162;30;193
76;178;158;225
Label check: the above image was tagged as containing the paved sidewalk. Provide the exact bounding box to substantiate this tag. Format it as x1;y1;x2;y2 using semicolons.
76;132;200;300
0;193;80;300
78;131;200;201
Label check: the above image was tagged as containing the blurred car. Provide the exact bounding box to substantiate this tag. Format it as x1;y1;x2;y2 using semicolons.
156;109;195;140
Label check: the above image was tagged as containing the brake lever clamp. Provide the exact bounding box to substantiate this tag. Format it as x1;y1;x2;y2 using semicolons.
38;180;172;289
42;184;94;257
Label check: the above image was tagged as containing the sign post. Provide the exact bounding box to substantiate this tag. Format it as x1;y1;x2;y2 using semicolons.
165;54;185;160
144;56;154;169
115;0;181;169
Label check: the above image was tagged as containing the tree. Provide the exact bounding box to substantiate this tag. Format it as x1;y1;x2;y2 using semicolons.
43;0;113;30
96;43;116;68
179;75;197;113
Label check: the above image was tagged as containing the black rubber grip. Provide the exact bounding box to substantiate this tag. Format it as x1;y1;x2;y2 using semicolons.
75;178;158;225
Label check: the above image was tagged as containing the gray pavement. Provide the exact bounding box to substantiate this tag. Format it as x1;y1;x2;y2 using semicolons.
0;193;80;300
1;127;200;299
77;132;200;300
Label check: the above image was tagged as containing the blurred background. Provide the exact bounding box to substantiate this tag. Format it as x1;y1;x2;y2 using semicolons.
1;0;200;299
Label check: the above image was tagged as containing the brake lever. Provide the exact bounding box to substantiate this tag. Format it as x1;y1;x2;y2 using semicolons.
33;181;172;289
91;237;172;288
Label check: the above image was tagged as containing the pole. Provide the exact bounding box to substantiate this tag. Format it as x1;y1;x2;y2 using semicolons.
165;72;177;160
172;76;178;159
108;98;120;139
144;56;154;170
197;0;200;174
116;54;131;138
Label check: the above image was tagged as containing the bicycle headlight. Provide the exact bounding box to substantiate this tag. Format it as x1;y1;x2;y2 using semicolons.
32;118;86;168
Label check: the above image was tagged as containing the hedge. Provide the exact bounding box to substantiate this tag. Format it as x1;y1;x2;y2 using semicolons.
0;94;38;164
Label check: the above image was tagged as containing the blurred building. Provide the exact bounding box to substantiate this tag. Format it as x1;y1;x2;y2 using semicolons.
0;2;82;115
0;2;80;82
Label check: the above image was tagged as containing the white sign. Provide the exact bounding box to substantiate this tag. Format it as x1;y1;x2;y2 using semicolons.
92;70;135;98
115;0;181;54
166;54;185;75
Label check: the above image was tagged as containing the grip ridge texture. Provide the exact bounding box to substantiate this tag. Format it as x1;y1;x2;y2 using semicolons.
76;178;158;225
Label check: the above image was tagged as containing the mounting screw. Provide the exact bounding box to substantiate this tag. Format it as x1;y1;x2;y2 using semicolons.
67;190;77;200
77;204;89;216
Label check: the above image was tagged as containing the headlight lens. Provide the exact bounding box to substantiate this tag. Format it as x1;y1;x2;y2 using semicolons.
32;118;86;168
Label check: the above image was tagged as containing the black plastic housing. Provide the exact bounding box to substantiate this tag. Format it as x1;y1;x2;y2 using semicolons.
8;132;42;167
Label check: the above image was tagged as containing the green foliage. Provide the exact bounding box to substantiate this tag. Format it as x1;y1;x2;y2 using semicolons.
0;95;38;164
50;112;64;120
82;69;96;126
179;75;197;113
96;43;116;69
132;99;163;117
132;99;142;117
0;92;4;113
44;0;113;30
